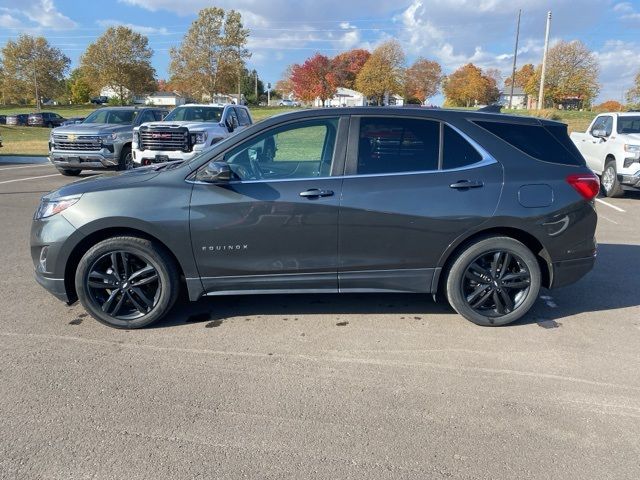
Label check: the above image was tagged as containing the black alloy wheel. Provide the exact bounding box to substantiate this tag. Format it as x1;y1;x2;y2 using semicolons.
462;251;531;318
446;236;541;326
75;236;179;328
86;250;160;320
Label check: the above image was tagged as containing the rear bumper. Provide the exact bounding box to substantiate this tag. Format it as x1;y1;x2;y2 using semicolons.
34;270;69;303
550;255;596;289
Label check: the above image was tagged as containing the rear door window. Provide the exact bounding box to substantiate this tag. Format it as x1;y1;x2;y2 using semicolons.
357;117;439;174
443;125;483;169
474;120;585;166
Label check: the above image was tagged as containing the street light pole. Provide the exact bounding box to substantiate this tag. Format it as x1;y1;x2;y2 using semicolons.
538;11;552;110
508;9;522;110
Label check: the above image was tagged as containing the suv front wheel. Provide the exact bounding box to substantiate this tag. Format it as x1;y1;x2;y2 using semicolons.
445;236;541;326
75;236;180;328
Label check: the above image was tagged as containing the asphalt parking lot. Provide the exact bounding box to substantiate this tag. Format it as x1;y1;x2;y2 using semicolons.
1;158;639;479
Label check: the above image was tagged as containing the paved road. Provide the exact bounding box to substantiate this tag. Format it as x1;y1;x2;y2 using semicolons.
1;160;639;479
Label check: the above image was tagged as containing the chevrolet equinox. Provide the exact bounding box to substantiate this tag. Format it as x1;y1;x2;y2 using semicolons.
31;108;599;328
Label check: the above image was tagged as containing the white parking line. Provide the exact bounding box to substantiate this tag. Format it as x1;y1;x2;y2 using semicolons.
595;198;626;213
0;173;60;185
0;164;52;172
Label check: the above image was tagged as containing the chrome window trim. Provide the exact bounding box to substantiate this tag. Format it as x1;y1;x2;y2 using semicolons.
186;118;498;185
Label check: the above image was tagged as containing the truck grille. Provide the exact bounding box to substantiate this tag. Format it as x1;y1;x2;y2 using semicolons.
139;126;191;152
53;134;102;151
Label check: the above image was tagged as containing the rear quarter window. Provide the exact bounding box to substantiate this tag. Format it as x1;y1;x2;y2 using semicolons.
474;120;585;166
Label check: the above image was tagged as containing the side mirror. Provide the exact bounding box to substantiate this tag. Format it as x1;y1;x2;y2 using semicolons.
592;129;608;139
225;118;235;133
196;161;231;183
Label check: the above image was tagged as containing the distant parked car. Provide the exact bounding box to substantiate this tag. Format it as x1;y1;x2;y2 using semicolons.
278;99;299;107
61;117;85;126
90;96;108;105
6;114;29;126
28;112;66;128
0;115;6;124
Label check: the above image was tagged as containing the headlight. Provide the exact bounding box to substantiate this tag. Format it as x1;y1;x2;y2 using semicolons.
191;132;208;144
101;133;118;142
34;194;82;220
624;144;640;153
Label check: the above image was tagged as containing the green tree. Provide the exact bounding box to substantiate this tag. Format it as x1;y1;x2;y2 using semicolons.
80;26;156;105
67;68;92;104
525;40;600;108
1;34;70;108
169;7;250;100
355;40;405;105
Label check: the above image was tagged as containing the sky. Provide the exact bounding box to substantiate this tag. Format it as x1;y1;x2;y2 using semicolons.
1;0;639;104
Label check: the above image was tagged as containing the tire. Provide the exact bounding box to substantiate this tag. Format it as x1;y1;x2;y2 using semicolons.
57;168;81;176
75;236;180;329
117;145;133;171
600;159;624;198
445;236;541;326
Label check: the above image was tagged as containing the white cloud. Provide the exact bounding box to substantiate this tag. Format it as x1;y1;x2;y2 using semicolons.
0;13;22;28
594;40;640;101
96;19;170;35
0;0;76;30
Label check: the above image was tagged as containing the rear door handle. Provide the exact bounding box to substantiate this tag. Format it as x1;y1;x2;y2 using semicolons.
449;180;484;189
299;188;334;198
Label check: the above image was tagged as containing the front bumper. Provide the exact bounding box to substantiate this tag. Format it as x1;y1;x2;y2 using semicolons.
132;148;202;165
49;149;119;170
34;270;69;303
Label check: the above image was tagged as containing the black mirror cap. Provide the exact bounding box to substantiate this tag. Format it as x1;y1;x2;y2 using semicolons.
225;118;235;133
197;161;232;183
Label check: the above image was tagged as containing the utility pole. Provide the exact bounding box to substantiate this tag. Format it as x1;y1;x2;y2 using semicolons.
508;9;522;110
538;10;552;110
254;70;258;99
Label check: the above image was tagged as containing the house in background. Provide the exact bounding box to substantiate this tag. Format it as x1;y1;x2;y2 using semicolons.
99;86;146;105
499;87;528;109
315;87;367;107
145;92;186;107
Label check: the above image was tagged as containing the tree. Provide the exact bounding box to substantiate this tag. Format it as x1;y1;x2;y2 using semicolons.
68;69;92;104
169;7;250;100
595;100;625;112
80;26;155;105
525;40;600;108
1;34;70;108
331;49;370;89
404;58;442;103
239;68;264;105
626;70;640;108
443;63;499;107
291;54;337;106
356;40;406;105
275;64;297;98
505;63;535;89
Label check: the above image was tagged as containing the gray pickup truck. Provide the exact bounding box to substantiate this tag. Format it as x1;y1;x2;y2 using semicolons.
49;107;168;176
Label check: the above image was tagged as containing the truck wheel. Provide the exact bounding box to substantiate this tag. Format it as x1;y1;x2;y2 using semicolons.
57;168;81;176
117;145;134;171
601;159;624;198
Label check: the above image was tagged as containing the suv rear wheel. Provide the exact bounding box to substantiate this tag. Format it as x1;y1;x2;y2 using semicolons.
445;236;541;326
75;236;180;328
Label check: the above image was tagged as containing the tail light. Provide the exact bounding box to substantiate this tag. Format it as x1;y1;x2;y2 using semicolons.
566;173;600;201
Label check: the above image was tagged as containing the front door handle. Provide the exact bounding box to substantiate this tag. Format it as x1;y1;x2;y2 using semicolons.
449;180;484;189
299;188;334;198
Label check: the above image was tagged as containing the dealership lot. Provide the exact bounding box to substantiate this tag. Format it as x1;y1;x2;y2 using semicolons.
1;159;639;479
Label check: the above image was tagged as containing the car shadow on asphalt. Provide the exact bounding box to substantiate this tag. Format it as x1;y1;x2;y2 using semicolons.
151;243;639;329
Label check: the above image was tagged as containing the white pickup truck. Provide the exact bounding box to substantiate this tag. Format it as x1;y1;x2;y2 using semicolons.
132;104;252;166
570;112;640;197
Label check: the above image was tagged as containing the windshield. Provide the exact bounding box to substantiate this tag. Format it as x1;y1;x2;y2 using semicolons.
83;109;138;125
617;116;640;134
164;106;223;123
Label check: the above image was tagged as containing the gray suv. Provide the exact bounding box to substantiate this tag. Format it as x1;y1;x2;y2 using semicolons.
49;107;167;176
31;108;599;328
